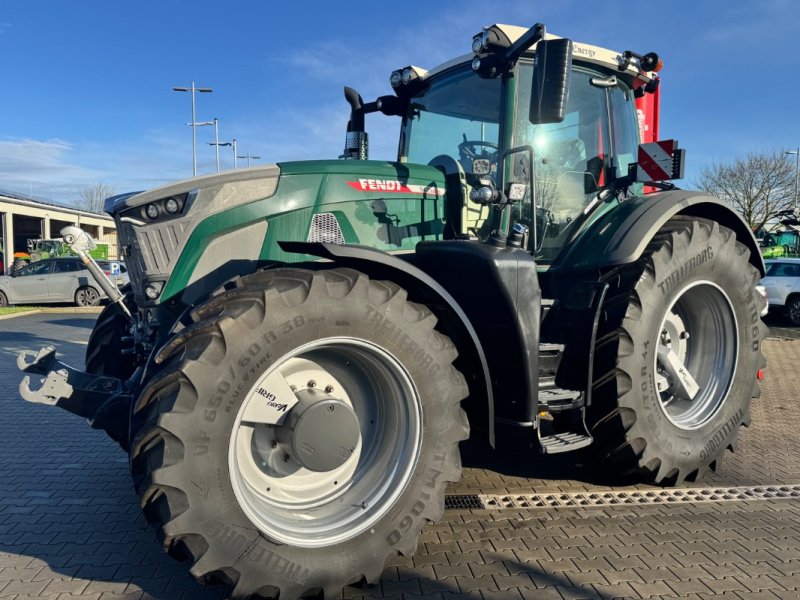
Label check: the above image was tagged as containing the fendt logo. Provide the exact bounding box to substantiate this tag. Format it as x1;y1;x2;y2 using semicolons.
347;179;438;196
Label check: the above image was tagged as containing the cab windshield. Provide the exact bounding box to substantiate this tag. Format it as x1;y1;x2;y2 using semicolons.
402;65;502;177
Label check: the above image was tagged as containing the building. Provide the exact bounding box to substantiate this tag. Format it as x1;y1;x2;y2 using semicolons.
0;189;117;272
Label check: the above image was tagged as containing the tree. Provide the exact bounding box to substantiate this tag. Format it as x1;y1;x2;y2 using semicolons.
697;150;796;231
76;183;115;214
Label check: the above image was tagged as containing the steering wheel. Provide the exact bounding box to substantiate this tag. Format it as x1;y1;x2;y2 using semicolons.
458;140;499;164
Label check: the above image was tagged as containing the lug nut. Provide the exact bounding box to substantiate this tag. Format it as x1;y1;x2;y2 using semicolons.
283;454;291;463
325;385;335;393
680;331;690;340
307;380;316;388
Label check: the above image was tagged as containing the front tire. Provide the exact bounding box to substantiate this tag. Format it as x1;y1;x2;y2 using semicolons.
86;289;136;379
130;268;468;599
589;217;766;484
0;291;7;307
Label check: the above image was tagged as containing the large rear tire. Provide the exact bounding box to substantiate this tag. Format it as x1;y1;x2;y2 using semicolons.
129;268;468;599
588;217;766;484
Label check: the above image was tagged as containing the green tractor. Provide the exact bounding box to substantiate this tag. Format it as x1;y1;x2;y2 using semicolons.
27;237;109;262
19;22;766;600
756;209;800;258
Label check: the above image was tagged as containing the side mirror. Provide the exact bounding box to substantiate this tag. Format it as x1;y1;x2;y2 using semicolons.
529;38;573;125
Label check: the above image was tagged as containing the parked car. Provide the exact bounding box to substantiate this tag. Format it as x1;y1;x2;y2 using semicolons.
760;258;800;324
0;257;108;307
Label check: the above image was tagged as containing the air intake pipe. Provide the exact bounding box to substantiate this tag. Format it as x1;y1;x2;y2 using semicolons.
343;86;368;160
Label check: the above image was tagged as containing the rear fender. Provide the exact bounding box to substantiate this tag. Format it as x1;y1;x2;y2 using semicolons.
556;190;765;276
279;241;494;446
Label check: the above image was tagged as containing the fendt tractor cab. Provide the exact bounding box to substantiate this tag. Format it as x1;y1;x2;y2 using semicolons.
18;22;765;600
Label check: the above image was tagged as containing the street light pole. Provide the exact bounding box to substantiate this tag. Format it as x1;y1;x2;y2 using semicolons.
195;118;221;173
787;148;800;211
208;138;238;170
173;82;213;177
237;152;262;167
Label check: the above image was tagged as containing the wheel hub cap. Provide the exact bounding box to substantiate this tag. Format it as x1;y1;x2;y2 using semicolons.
275;389;360;472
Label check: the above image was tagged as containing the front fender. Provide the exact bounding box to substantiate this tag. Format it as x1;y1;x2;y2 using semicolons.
278;241;495;446
556;190;765;276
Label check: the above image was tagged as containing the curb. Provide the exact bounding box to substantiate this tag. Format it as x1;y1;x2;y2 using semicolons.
0;306;103;321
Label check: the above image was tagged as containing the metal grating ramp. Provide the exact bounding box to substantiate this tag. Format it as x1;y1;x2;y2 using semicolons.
478;484;800;510
444;494;485;510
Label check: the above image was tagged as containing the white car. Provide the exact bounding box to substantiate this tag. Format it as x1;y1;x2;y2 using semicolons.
760;258;800;324
0;257;108;307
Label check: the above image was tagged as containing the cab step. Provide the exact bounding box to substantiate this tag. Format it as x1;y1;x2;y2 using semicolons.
538;386;582;412
537;405;593;454
538;431;593;454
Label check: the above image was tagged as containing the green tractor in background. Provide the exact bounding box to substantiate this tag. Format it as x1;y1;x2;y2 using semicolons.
756;209;800;258
27;237;109;262
18;22;766;600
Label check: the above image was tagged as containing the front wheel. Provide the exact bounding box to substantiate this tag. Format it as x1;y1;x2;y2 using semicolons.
589;217;766;484
0;291;7;307
74;286;100;307
130;268;468;599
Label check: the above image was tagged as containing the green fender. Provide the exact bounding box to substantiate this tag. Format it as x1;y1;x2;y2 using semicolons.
554;190;765;276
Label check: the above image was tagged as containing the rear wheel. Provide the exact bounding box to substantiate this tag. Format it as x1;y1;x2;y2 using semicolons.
74;286;100;307
589;217;766;484
130;268;468;599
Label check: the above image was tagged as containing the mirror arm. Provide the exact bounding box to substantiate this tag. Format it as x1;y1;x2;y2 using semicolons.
504;23;546;65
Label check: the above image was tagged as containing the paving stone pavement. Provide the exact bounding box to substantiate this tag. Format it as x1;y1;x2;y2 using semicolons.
0;313;799;600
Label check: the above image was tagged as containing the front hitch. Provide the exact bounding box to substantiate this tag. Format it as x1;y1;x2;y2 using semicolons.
18;346;132;447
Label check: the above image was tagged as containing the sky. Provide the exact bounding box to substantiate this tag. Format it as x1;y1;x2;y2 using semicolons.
0;0;798;206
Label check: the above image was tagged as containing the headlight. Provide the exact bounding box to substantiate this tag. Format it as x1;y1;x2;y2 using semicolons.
471;30;488;54
472;35;484;54
145;283;161;300
145;204;159;219
165;197;180;214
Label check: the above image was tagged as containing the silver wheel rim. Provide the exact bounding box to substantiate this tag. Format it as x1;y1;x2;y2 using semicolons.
789;300;800;324
653;280;738;430
77;288;98;306
229;337;422;548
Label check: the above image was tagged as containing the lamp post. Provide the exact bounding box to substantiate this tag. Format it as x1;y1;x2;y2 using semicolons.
195;118;220;172
787;148;800;211
237;152;262;167
173;82;213;176
209;138;238;169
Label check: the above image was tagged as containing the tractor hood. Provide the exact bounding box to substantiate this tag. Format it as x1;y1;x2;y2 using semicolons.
111;160;448;304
